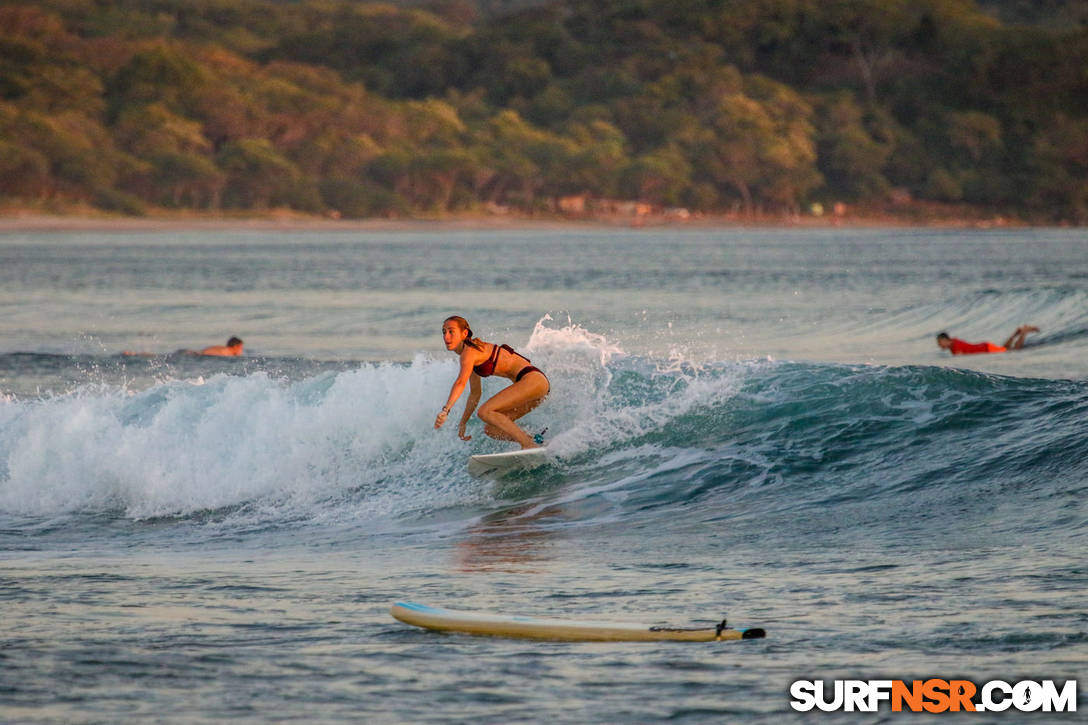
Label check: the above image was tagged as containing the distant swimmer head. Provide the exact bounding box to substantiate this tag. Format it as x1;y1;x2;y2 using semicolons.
936;331;952;350
443;315;483;352
227;337;243;348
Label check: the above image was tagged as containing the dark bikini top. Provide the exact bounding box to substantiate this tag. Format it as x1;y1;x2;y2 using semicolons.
473;343;529;377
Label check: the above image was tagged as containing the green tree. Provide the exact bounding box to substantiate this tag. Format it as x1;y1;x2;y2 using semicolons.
1028;114;1088;222
945;111;1002;164
0;139;50;198
217;137;301;208
680;72;820;214
5;108;130;200
107;44;207;119
472;110;576;208
367;146;476;210
814;92;892;200
562;119;628;197
619;145;692;206
113;102;211;156
146;151;225;208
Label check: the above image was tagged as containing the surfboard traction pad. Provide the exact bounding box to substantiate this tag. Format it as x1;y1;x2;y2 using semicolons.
391;602;767;642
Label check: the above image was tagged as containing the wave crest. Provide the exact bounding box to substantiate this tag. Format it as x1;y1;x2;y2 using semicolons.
1;322;1085;542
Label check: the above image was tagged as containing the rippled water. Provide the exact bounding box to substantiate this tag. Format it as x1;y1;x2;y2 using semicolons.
1;226;1085;723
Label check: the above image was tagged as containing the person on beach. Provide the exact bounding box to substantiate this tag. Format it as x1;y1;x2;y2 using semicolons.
936;325;1039;355
434;316;549;449
198;336;244;357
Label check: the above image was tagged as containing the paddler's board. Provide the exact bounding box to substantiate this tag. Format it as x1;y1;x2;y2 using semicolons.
467;446;548;478
390;601;766;642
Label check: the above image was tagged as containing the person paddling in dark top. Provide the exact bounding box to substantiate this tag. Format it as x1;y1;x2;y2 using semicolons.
434;315;549;449
936;325;1039;355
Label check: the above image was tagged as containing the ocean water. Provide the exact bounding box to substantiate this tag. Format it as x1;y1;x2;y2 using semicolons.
0;226;1085;723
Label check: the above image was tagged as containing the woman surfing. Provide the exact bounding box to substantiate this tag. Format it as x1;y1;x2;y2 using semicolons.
434;316;549;449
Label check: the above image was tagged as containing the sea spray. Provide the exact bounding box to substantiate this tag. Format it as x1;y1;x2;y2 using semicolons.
0;324;632;522
0;361;481;520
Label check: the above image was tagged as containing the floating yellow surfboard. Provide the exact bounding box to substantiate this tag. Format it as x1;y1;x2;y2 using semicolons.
390;601;765;642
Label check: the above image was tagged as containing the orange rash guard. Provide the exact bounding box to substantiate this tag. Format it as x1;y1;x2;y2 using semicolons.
949;338;1006;355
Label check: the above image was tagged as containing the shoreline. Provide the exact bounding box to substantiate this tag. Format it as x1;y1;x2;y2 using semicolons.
0;207;1044;233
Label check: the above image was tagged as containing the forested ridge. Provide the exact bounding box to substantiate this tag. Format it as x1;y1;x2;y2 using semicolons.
2;0;1086;222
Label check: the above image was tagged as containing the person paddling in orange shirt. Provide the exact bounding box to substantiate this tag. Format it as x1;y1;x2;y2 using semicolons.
936;325;1038;355
197;336;244;357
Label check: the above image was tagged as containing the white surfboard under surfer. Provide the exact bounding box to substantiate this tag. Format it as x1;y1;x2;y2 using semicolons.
433;315;549;450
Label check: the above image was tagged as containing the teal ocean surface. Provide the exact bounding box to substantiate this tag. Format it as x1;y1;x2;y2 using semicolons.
1;227;1085;722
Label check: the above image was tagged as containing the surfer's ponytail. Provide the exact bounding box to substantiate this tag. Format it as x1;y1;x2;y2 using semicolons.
444;315;484;350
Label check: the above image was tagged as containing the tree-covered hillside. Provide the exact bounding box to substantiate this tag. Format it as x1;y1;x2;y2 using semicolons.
2;0;1086;221
975;0;1088;28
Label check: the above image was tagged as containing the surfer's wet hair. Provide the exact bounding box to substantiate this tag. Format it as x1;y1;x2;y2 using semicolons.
227;337;243;347
444;315;484;350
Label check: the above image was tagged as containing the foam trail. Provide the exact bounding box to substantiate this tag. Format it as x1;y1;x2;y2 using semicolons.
0;320;630;522
0;360;483;520
0;318;735;525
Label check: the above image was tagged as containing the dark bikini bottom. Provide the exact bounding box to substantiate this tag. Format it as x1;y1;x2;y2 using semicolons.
515;365;546;383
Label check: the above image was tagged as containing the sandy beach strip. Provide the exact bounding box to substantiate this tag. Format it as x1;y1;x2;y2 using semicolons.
0;207;1024;233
